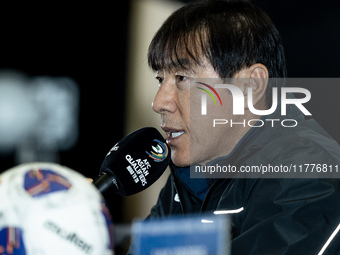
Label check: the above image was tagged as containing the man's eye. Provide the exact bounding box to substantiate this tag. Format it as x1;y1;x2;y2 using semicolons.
176;75;187;83
156;77;164;86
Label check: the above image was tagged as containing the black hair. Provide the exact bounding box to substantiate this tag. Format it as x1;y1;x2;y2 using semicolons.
148;0;287;88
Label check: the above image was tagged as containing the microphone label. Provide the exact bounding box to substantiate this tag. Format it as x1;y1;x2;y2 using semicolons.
106;143;119;156
125;155;151;186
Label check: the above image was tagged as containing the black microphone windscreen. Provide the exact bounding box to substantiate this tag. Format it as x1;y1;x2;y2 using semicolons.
99;127;170;196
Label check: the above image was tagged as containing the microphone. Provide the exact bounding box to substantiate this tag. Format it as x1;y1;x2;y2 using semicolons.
93;127;170;196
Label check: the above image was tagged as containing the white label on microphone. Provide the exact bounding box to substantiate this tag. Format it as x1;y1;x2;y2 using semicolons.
125;155;151;186
106;143;119;156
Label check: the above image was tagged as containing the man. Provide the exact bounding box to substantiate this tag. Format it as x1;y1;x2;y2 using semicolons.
132;1;340;254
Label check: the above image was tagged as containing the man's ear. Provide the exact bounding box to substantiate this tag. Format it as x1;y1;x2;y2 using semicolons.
235;64;269;108
248;64;269;107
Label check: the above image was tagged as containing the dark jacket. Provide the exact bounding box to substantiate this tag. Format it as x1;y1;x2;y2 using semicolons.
145;105;340;255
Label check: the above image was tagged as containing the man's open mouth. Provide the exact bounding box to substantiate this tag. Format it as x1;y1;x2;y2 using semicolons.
171;131;184;138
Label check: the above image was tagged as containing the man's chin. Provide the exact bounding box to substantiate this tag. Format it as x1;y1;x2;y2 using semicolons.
173;163;190;168
171;155;190;168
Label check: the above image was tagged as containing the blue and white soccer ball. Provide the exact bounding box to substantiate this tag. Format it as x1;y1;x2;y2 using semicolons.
0;162;114;255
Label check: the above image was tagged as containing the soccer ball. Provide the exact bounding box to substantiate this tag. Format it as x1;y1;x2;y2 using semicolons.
0;162;114;255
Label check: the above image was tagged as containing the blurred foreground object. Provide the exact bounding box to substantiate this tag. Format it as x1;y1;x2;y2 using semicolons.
132;214;230;255
0;162;114;255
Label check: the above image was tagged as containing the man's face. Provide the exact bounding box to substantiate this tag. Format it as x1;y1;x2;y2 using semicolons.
152;61;246;167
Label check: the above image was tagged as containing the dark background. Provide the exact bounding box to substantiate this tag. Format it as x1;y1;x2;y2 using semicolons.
0;3;130;222
0;3;129;174
255;0;340;143
0;0;339;224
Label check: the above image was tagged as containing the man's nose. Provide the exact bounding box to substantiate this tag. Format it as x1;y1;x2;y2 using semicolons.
152;79;177;114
